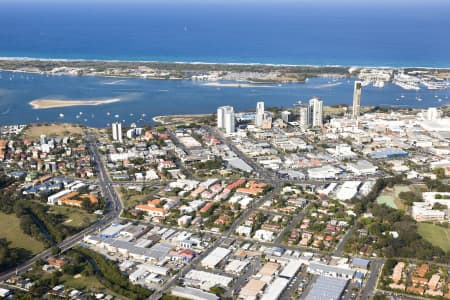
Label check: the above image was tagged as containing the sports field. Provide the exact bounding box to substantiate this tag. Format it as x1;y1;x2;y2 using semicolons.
418;223;450;252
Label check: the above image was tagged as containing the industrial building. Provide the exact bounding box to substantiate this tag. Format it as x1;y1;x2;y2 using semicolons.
201;247;231;269
305;276;348;300
369;148;408;159
171;286;219;300
260;277;289;300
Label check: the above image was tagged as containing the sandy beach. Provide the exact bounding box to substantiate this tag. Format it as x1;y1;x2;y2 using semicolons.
29;98;121;109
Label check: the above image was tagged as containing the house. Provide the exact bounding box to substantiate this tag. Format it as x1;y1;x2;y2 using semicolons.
47;258;67;269
135;199;167;217
392;262;405;284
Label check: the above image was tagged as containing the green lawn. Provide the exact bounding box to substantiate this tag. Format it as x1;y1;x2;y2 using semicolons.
392;185;410;210
61;274;122;298
61;274;105;290
0;212;45;254
116;187;152;209
48;206;98;229
418;223;450;252
376;185;412;210
376;194;398;209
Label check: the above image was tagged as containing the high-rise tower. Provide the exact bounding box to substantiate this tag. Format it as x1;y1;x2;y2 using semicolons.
255;101;265;127
352;81;362;119
217;106;235;134
112;122;123;142
309;97;323;127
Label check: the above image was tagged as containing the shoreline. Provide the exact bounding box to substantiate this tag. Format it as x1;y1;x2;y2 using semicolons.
29;98;121;109
201;82;276;88
1;56;450;85
1;56;450;70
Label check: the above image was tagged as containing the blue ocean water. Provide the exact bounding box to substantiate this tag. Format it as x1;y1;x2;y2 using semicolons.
0;71;448;127
0;1;449;67
0;1;449;127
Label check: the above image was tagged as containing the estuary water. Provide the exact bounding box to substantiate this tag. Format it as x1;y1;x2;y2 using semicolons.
0;71;448;127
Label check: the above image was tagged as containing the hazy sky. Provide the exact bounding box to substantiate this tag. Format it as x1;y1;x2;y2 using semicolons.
1;0;448;4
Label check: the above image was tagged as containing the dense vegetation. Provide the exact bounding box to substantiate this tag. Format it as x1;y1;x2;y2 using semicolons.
0;238;31;271
0;59;352;76
73;247;153;299
0;176;94;270
347;176;449;262
192;158;224;170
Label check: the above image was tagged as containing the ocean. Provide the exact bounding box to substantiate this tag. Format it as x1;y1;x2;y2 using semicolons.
0;71;448;127
0;0;449;67
0;1;449;127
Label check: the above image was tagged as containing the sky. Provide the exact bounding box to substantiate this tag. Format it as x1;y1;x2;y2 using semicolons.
1;0;448;4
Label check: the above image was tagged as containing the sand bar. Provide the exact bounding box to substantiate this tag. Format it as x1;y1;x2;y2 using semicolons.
30;98;120;109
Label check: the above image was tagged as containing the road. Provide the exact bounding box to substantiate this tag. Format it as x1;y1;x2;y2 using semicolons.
360;259;384;300
207;126;274;179
333;225;355;257
0;132;123;282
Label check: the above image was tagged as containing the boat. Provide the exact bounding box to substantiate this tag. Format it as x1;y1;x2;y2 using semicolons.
361;80;371;87
393;73;421;90
59;113;64;118
373;80;385;88
422;80;450;90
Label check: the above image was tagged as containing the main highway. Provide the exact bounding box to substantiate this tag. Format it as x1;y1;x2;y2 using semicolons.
0;132;122;282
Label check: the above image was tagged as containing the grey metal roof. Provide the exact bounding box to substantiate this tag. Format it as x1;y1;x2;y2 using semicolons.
309;262;355;277
351;258;370;268
305;276;348;300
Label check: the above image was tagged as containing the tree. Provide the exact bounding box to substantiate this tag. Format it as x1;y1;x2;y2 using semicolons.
432;202;447;210
433;167;446;179
51;246;60;255
210;285;226;296
398;191;422;206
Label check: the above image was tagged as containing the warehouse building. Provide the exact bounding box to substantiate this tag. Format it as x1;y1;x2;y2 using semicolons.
171;286;219;300
305;276;348;300
369;148;408;159
201;247;231;269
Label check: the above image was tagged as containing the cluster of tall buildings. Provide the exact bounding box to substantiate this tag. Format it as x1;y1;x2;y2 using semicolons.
217;101;273;134
217;106;235;134
297;97;324;129
217;80;362;132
